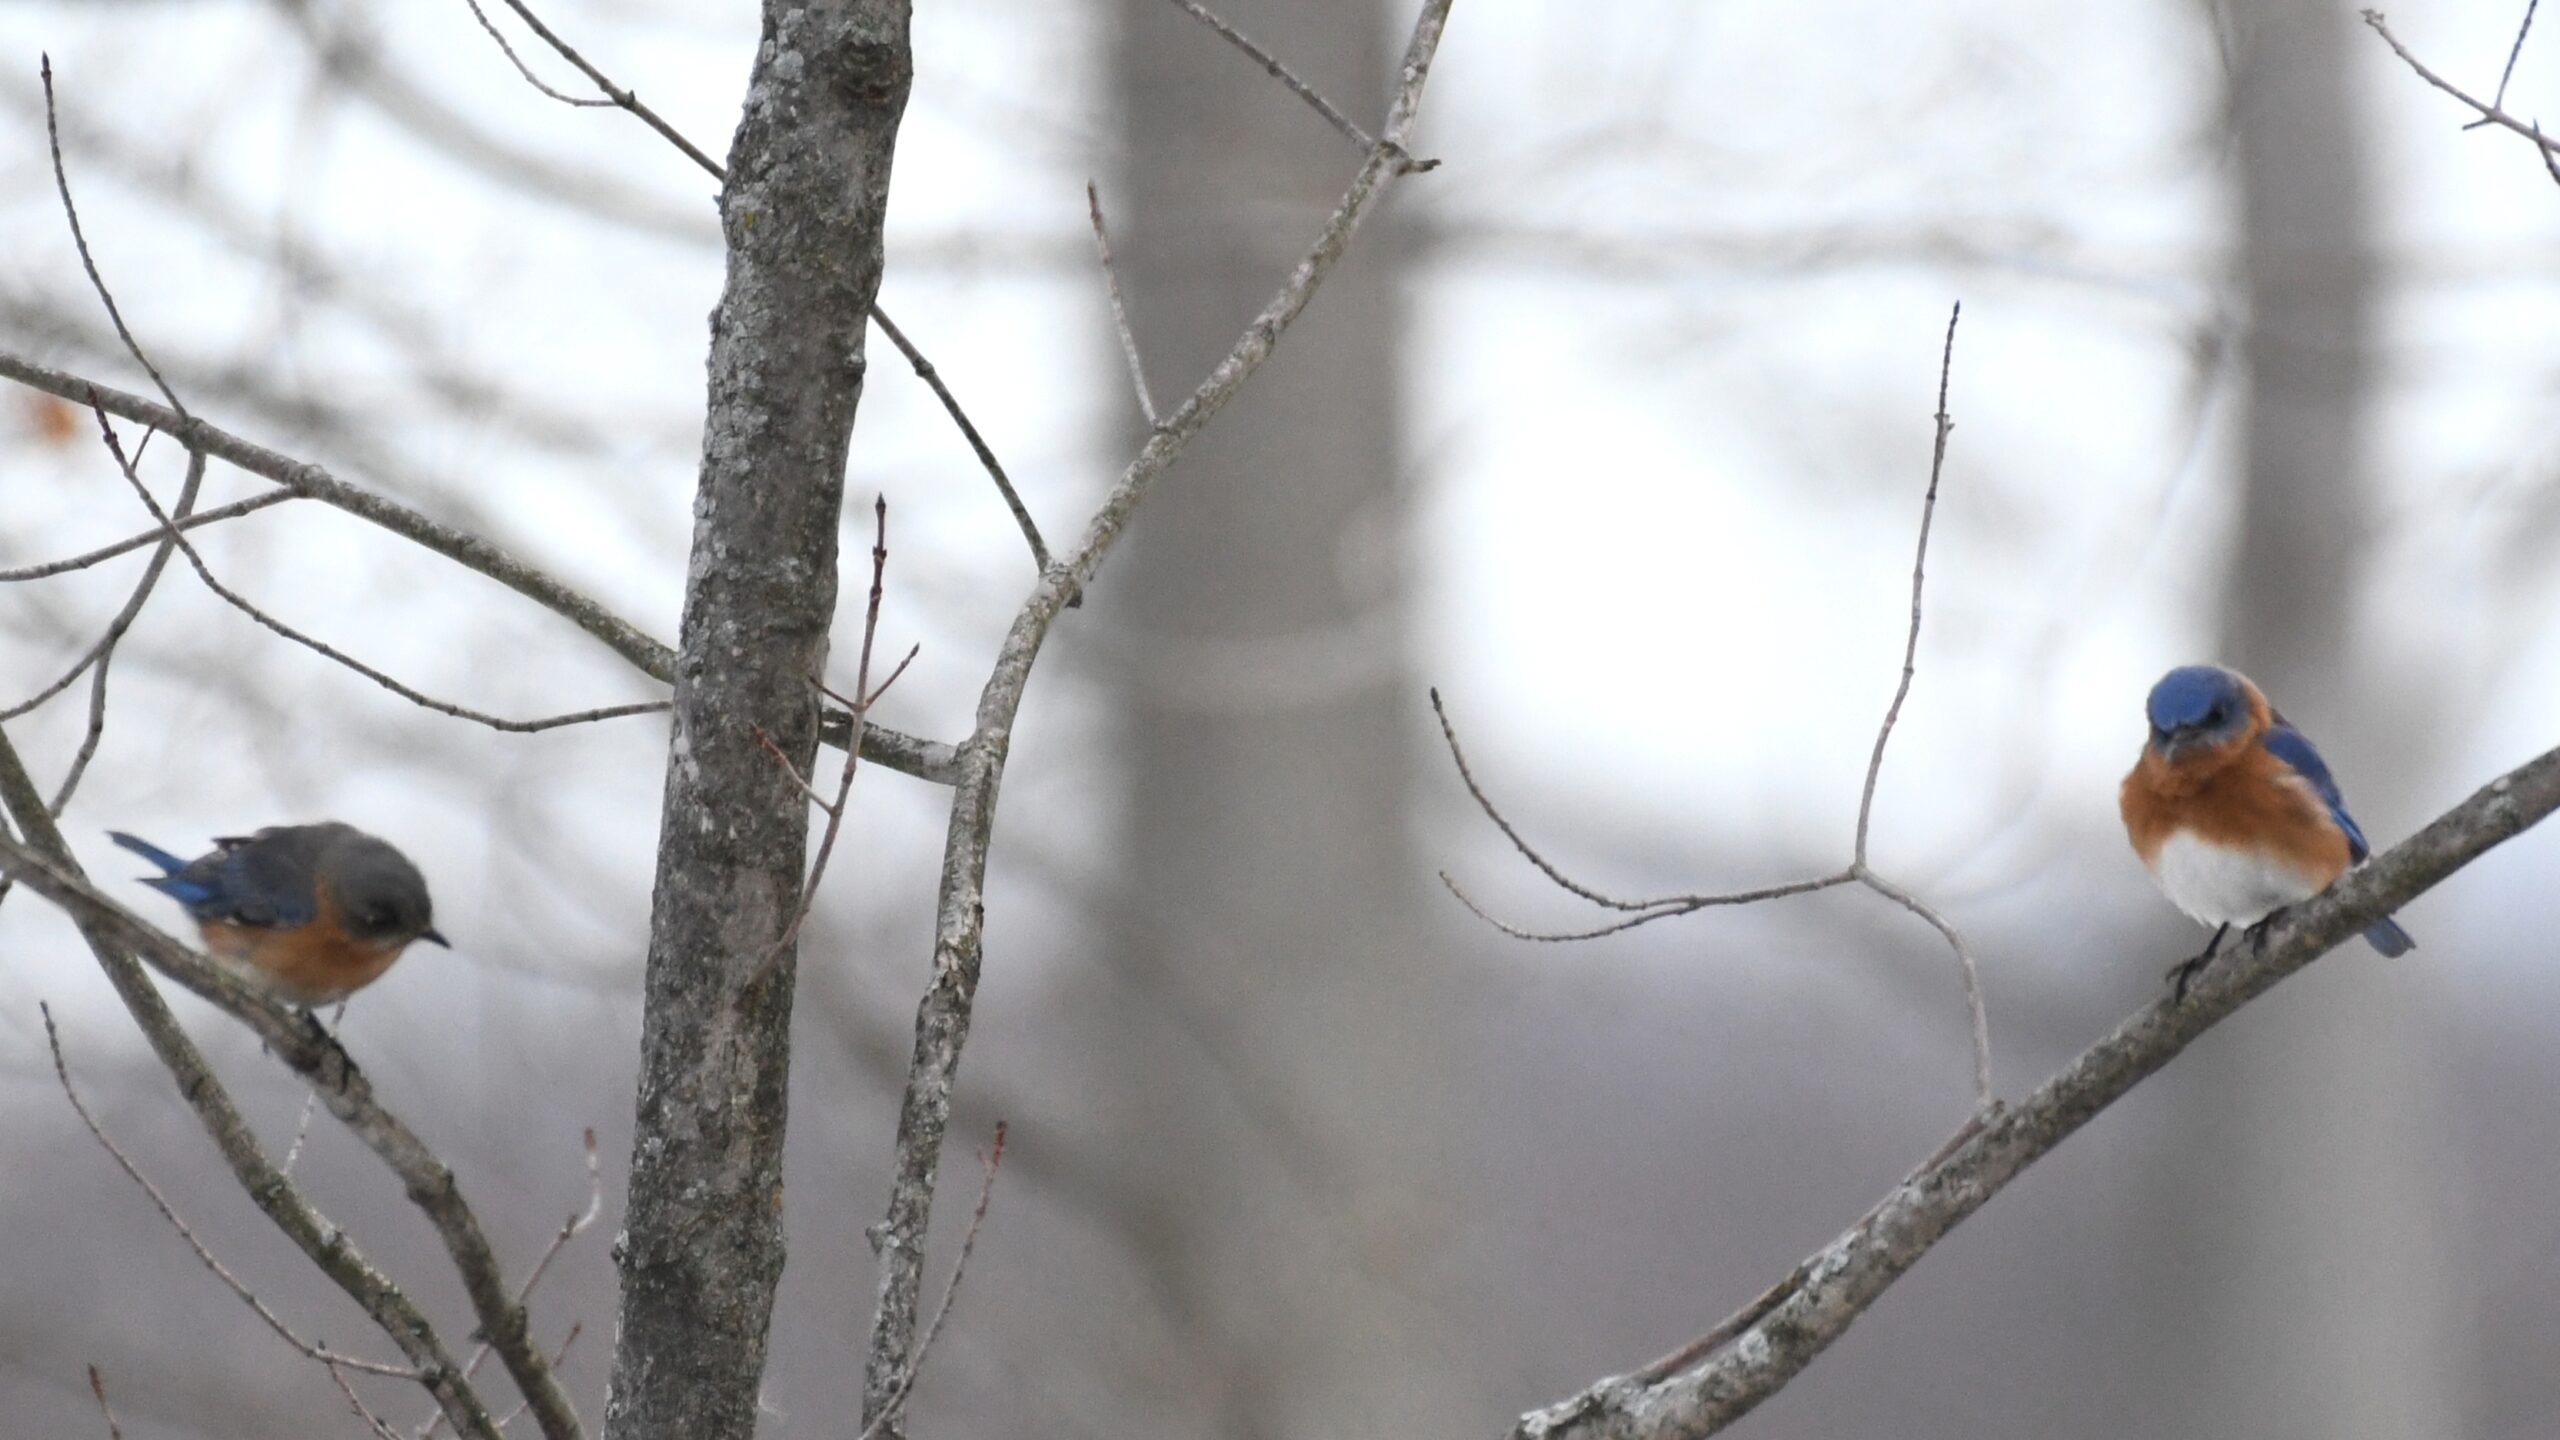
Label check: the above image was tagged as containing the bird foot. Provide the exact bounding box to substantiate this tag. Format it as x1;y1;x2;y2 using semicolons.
2166;922;2232;1004
2166;952;2213;1004
2242;909;2287;953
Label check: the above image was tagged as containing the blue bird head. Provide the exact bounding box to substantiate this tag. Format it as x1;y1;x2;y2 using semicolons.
2144;665;2253;755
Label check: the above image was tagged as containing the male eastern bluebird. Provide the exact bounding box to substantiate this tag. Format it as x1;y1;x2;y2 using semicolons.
2120;664;2414;999
109;823;448;1007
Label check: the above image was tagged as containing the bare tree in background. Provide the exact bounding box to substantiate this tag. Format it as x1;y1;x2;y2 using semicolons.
1061;1;1477;1434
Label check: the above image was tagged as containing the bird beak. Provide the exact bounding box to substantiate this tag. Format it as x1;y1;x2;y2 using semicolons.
422;928;451;948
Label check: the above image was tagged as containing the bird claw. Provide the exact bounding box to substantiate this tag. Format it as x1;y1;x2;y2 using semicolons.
2242;909;2285;953
2166;953;2212;1004
2165;922;2231;1003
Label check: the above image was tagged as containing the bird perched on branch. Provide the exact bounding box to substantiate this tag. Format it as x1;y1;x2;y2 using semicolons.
2121;664;2414;999
110;823;448;1006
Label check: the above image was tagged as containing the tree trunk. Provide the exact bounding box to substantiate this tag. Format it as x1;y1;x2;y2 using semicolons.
604;6;912;1438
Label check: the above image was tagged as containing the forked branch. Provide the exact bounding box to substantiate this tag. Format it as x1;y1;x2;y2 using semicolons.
1437;304;1991;1109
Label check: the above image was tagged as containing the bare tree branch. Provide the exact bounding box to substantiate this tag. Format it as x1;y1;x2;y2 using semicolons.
2491;0;2540;111
459;0;615;108
417;1130;604;1440
1159;0;1378;152
1086;181;1159;428
464;0;1053;580
44;1004;418;1382
1508;738;2560;1439
40;54;186;422
0;353;960;785
86;1366;123;1440
854;1122;1007;1440
2365;11;2560;163
87;418;665;734
1436;305;1993;1107
866;307;1055;576
768;497;917;964
328;1365;407;1440
859;5;1456;1434
0;488;296;582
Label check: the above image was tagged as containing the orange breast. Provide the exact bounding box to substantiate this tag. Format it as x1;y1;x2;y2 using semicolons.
2121;738;2351;889
197;891;411;1007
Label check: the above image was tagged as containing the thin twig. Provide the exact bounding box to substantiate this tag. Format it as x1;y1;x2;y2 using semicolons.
40;55;186;420
494;0;724;175
6;448;203;830
770;499;917;963
1840;303;1996;1108
1159;0;1377;152
460;0;614;107
1432;683;1855;937
0;488;296;581
44;646;112;816
419;1130;603;1440
856;1123;1007;1440
469;0;1051;585
1430;688;1704;913
1436;868;1850;943
328;1363;408;1440
490;1326;583;1435
753;725;832;807
1435;305;1992;1111
2492;0;2540;111
1854;302;1959;866
1086;182;1159;428
0;351;955;781
1853;866;1992;1107
86;1366;123;1440
44;1005;419;1380
868;307;1054;576
88;413;667;734
282;1002;347;1177
2364;11;2560;160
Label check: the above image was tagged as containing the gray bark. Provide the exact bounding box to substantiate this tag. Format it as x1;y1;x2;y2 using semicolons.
604;6;912;1438
2153;0;2462;1433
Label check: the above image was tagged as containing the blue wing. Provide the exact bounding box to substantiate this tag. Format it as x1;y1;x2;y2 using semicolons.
2259;724;2415;955
111;828;320;928
2258;724;2370;861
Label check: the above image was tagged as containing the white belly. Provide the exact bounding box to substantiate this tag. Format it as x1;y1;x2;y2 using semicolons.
2148;831;2322;927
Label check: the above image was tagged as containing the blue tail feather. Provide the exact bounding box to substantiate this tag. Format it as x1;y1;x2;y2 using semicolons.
108;831;187;874
2364;916;2416;958
108;831;222;909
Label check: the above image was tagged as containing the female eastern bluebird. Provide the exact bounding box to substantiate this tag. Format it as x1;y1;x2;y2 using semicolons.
2120;664;2415;998
109;823;448;1006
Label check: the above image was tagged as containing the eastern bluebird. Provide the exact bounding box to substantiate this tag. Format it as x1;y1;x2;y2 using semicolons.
2120;664;2415;998
109;823;448;1006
